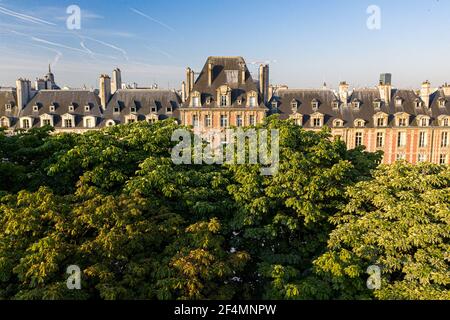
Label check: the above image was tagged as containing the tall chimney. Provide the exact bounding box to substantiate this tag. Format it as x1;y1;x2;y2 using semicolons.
186;67;192;99
259;64;269;103
99;74;111;110
339;81;349;104
16;78;31;109
190;69;195;91
240;62;246;85
181;81;186;102
208;62;213;86
111;68;122;93
378;73;392;104
421;80;431;108
267;85;274;102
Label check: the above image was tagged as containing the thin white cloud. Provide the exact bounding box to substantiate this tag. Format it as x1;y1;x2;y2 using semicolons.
0;6;56;26
130;8;174;32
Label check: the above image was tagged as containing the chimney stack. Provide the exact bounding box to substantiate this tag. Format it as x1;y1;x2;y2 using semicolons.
339;81;349;104
16;78;32;109
259;64;269;104
181;81;186;102
99;74;111;110
378;73;392;104
442;83;450;97
421;80;431;108
240;62;246;85
208;62;213;86
111;68;122;93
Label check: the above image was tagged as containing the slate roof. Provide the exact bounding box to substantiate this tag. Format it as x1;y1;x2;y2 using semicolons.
21;90;102;128
272;87;450;128
102;89;181;126
186;56;266;109
0;89;19;126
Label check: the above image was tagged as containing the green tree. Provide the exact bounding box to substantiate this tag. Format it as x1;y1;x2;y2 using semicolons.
313;162;450;300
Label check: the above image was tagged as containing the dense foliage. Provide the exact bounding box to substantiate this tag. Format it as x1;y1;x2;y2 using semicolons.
0;118;448;300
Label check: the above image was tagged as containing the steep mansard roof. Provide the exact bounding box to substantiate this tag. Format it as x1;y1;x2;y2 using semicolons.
20;90;102;128
188;56;265;108
272;87;450;128
0;89;19;126
101;89;181;126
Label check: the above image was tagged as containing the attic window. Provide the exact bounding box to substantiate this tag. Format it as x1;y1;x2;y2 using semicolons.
237;99;242;105
395;98;403;107
49;105;55;112
334;119;344;127
439;99;446;107
311;99;319;110
33;105;39;112
414;100;422;108
84;105;91;112
130;106;137;113
166;106;173;113
355;119;365;127
332;100;339;109
68;104;75;112
151;106;157;113
373;100;381;109
291;101;298;111
5;104;12;111
352;100;361;109
271;101;278;111
113;105;120;113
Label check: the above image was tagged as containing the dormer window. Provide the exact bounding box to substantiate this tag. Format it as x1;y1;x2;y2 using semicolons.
354;119;365;128
311;99;319;110
311;113;324;128
352;100;361;109
49;103;56;112
377;118;385;127
114;105;120;113
290;113;303;126
395;97;403;107
414;99;422;108
5;104;12;111
237;99;242;106
33;105;39;112
151;106;157;113
373;100;381;109
68;104;75;112
84;105;91;112
333;119;344;128
166;106;173;113
438;98;446;107
271;101;278;111
396;113;409;127
419;117;430;127
291;100;298;112
130;106;137;113
332;100;339;109
249;96;257;107
438;116;450;127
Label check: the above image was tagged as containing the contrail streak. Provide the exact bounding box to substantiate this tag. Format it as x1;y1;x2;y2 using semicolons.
130;8;174;32
82;36;129;61
0;6;56;26
34;44;63;68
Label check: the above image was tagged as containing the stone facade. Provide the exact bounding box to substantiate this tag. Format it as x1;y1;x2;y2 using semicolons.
0;57;449;165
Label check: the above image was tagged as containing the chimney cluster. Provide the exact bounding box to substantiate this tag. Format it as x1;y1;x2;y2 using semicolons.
378;73;392;104
420;80;431;108
111;68;122;94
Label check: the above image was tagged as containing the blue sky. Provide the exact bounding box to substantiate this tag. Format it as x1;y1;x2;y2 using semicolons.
0;0;448;90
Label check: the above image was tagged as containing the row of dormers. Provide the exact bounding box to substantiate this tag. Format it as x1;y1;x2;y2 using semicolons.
288;112;450;128
270;96;448;111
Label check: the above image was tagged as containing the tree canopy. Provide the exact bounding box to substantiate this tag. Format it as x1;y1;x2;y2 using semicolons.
0;118;447;300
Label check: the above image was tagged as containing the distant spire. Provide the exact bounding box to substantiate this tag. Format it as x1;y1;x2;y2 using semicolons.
48;64;51;73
